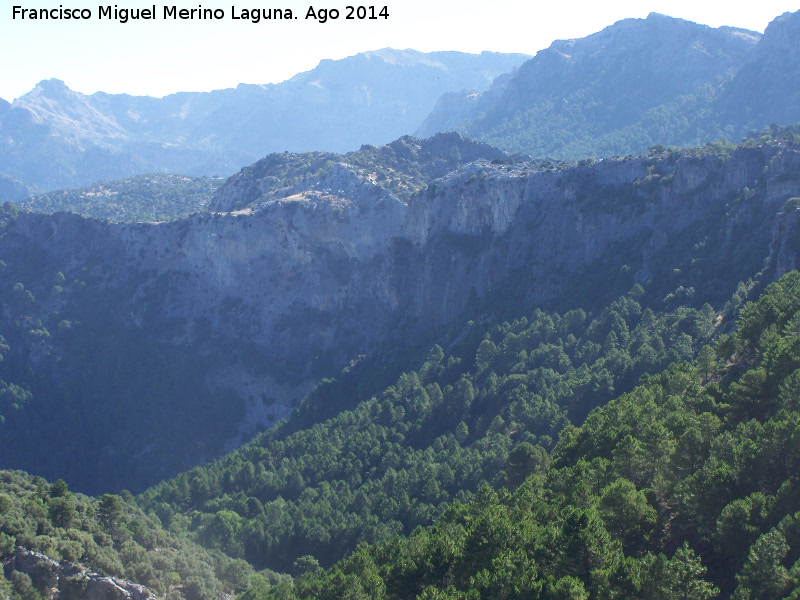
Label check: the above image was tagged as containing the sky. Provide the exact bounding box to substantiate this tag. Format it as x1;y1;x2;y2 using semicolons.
1;0;797;102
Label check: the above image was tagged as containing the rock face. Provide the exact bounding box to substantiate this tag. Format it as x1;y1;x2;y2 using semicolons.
0;50;528;193
2;137;800;493
4;547;157;600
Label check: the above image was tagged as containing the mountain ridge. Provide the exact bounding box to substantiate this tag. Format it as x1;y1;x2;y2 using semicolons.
2;131;800;493
417;11;800;159
0;50;529;195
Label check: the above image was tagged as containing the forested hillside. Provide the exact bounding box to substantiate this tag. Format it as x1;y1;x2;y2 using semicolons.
20;175;224;223
3;245;798;600
137;285;726;574
2;7;800;600
247;270;800;600
420;10;800;161
3;127;800;600
0;471;260;600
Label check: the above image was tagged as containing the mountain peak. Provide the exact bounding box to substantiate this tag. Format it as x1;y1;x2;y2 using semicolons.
762;8;800;42
309;48;449;72
37;77;67;87
418;11;762;157
33;78;72;95
21;78;82;105
714;9;800;127
772;9;800;24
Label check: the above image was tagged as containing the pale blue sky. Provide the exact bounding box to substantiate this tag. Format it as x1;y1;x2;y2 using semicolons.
1;0;797;102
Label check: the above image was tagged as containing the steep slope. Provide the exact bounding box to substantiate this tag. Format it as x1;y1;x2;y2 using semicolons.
137;288;722;573
0;51;528;193
715;10;800;132
252;270;800;600
418;13;759;157
2;133;800;495
183;50;529;158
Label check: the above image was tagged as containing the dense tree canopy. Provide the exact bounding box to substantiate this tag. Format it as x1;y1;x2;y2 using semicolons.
138;284;721;574
244;271;800;599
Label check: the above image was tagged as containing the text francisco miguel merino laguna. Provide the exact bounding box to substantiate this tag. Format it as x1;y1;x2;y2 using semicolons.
12;4;390;23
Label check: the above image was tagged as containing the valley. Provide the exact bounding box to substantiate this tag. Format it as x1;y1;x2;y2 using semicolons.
3;8;800;600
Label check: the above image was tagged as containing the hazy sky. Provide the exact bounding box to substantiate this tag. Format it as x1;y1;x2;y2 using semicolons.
1;0;797;102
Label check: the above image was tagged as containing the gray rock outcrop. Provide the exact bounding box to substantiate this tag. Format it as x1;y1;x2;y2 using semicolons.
4;547;157;600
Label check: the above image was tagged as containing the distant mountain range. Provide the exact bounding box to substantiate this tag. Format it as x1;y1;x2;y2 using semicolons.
0;50;528;197
419;11;800;158
4;10;800;203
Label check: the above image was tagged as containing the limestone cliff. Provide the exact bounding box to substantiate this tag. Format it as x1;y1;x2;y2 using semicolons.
2;137;799;493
